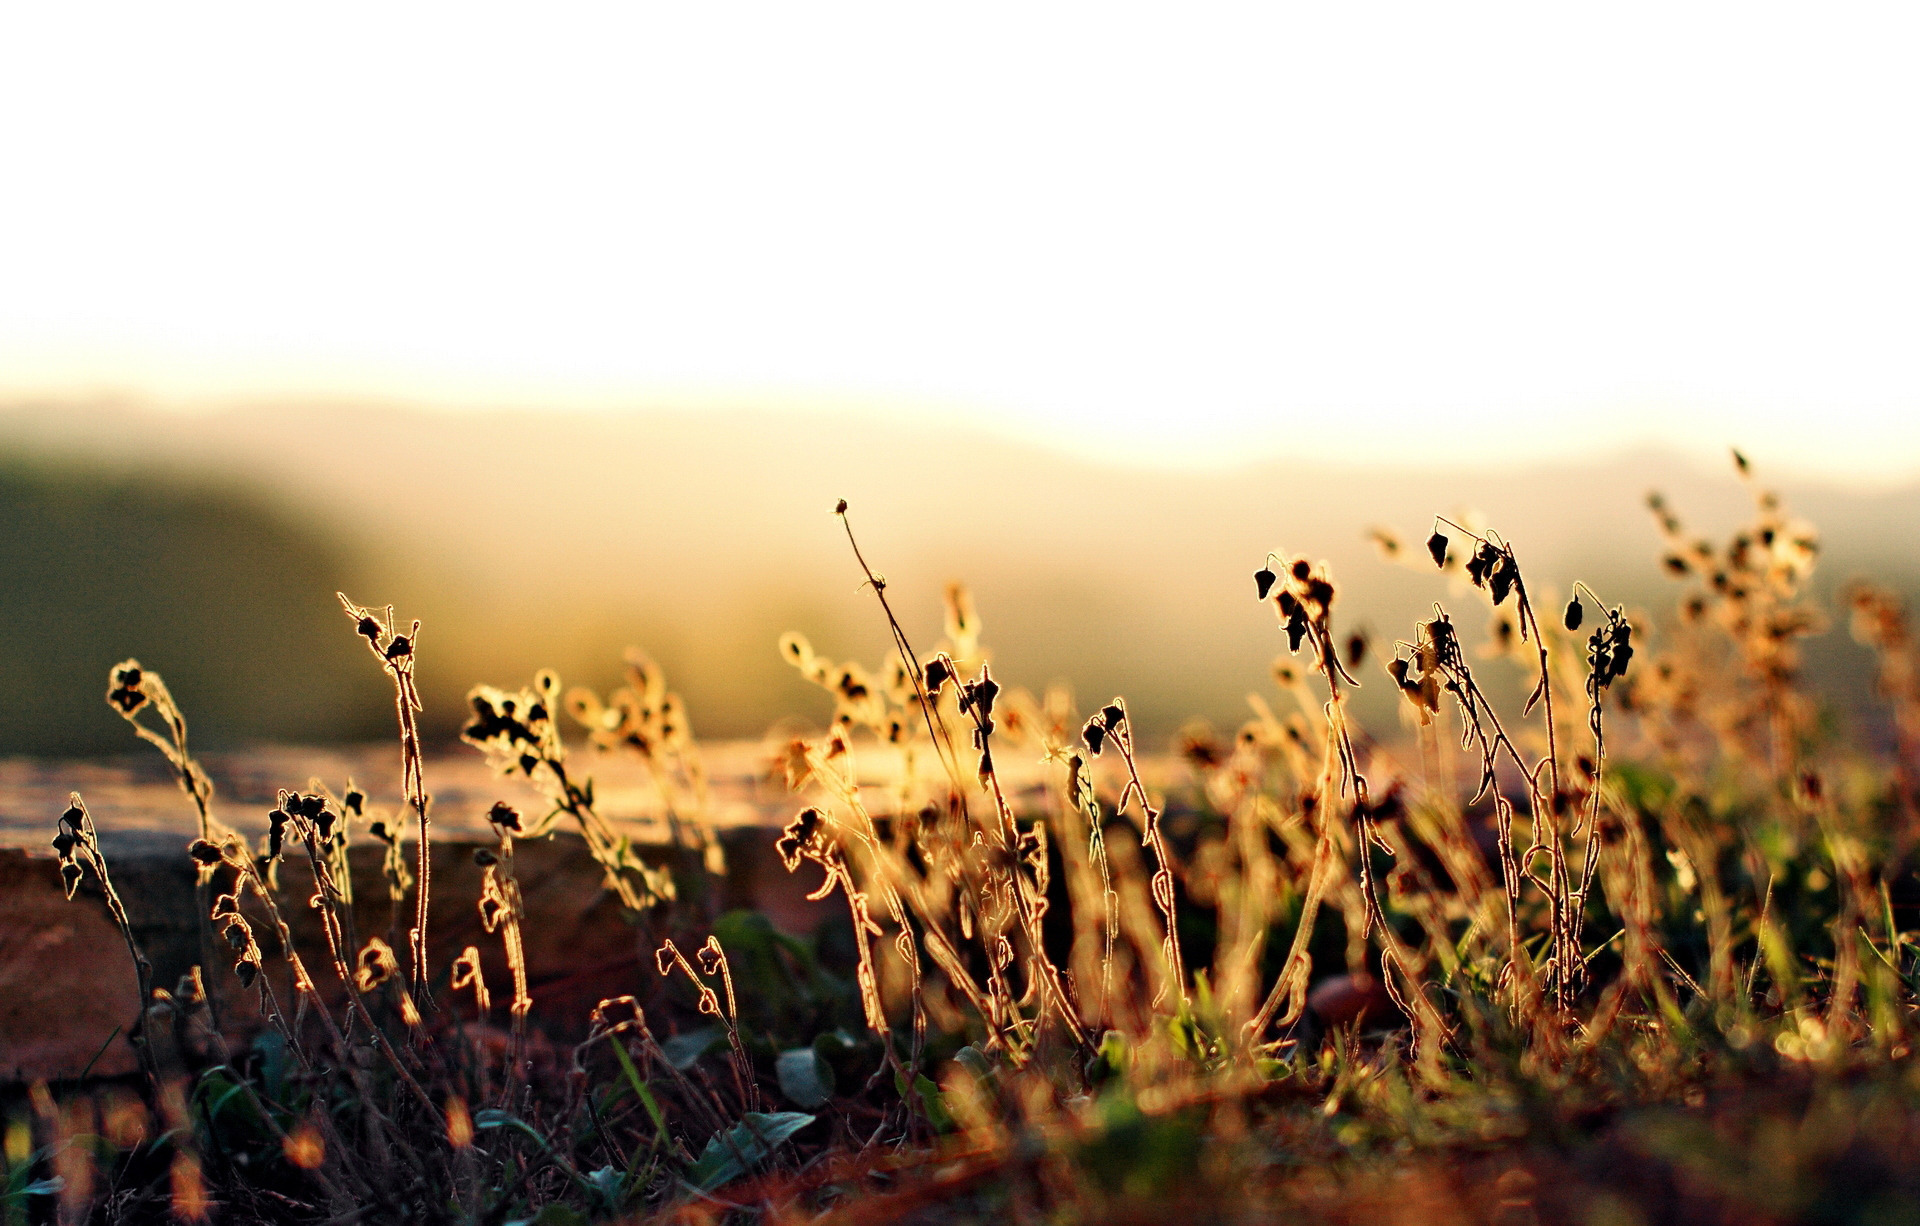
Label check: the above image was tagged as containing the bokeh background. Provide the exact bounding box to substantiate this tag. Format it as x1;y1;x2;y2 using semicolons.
2;5;1916;755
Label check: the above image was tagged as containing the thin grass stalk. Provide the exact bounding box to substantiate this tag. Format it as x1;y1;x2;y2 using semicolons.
798;734;933;1068
1057;752;1118;1027
337;594;436;1010
656;939;759;1112
107;660;235;1029
1103;709;1186;1010
969;695;1087;1047
53;794;159;1087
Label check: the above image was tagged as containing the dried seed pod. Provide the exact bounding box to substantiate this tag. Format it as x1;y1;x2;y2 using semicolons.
106;662;150;714
962;671;1000;719
1487;554;1515;606
922;657;951;695
1427;531;1449;568
266;809;288;861
1285;611;1308;653
1609;638;1634;681
1253;566;1277;600
1564;596;1584;631
1082;716;1107;757
776;807;825;871
1418;674;1441;713
356;939;399;991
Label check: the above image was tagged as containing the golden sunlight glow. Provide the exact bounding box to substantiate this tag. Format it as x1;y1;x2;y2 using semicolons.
1;4;1916;473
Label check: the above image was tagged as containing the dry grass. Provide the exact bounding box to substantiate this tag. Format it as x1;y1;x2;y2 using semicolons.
11;452;1920;1225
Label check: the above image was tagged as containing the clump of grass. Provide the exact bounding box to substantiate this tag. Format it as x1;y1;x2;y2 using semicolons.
463;669;675;911
567;650;728;899
26;449;1920;1224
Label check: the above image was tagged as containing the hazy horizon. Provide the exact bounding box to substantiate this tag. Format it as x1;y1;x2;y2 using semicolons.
1;397;1912;757
9;389;1908;488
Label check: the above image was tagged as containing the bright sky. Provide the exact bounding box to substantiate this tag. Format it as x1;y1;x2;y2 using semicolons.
2;5;1916;474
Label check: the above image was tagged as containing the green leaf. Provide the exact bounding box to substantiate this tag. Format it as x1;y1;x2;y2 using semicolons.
892;1069;956;1133
775;1048;834;1108
479;1111;612;1198
5;1143;71;1204
661;1025;723;1071
251;1029;290;1101
583;1165;624;1207
686;1111;814;1192
953;1045;994;1082
208;1080;250;1119
194;1067;269;1139
608;1036;669;1143
474;1109;558;1155
914;1075;954;1133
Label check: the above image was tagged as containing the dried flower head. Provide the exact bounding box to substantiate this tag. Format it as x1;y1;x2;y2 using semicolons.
355;938;400;992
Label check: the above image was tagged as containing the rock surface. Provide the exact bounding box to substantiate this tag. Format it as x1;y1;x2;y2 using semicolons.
0;849;143;1081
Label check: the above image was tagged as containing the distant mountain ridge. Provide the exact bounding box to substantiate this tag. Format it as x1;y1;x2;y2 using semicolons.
1;398;1914;749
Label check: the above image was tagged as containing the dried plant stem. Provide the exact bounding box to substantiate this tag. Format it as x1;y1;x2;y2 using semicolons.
656;938;759;1112
471;808;536;1095
107;660;236;1029
293;826;446;1119
1245;795;1339;1043
338;594;435;1009
835;502;966;791
1106;714;1186;1010
498;849;534;1090
56;794;160;1086
982;759;1087;1047
797;744;932;1060
698;936;763;1113
1061;754;1119;1025
544;758;658;912
1308;619;1444;1055
1433;520;1585;1010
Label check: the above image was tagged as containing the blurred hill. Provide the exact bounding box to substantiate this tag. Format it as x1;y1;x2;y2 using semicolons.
0;455;390;753
1;398;1915;754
